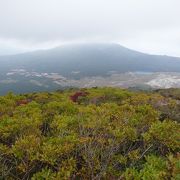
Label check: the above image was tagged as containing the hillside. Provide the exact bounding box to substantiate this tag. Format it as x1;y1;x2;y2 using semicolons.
0;87;179;179
1;43;180;94
1;43;180;78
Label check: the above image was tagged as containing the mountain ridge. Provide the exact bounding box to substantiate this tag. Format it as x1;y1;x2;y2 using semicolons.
1;43;180;78
1;43;180;94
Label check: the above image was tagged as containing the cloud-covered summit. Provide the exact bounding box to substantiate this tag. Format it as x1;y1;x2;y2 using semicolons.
0;0;180;56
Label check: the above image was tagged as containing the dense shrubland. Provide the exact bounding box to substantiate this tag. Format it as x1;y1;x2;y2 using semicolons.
0;87;179;179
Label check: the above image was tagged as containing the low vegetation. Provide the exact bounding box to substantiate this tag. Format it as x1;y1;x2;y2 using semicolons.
0;87;179;179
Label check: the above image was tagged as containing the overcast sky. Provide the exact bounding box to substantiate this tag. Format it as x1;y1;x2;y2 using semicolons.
0;0;180;56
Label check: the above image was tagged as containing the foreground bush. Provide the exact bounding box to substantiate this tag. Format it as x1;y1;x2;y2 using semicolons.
0;88;179;179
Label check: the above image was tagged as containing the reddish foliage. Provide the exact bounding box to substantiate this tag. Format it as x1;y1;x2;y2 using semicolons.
16;99;31;106
70;91;89;102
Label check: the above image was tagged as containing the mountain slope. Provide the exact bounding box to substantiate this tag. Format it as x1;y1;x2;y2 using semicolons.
1;43;180;78
1;43;180;94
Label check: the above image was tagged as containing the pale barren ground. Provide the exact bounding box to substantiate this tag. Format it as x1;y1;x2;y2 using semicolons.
3;69;180;89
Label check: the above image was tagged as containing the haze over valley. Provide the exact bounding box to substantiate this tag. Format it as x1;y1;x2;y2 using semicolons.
1;0;180;94
1;43;180;94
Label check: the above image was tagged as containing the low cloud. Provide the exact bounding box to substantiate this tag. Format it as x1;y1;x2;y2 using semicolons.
0;0;180;56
